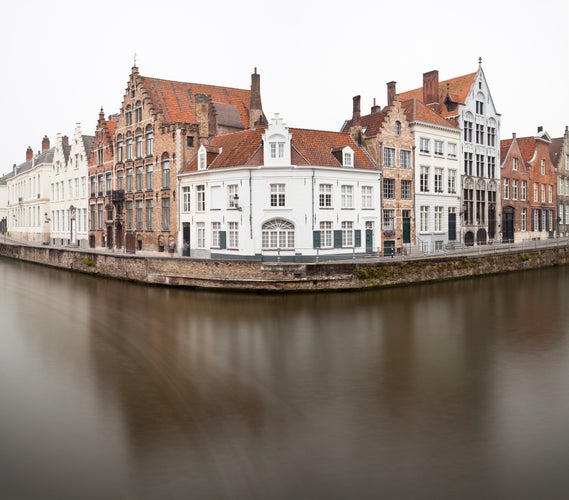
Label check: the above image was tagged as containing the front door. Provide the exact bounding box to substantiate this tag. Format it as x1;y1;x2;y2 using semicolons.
502;206;514;242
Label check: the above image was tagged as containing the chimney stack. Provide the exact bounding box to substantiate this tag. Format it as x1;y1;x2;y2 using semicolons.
26;146;33;161
371;98;381;114
249;67;266;128
41;135;50;152
512;132;517;139
387;81;397;106
423;70;439;105
537;126;543;133
62;135;69;147
352;95;361;124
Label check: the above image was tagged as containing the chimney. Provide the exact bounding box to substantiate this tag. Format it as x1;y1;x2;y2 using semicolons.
371;98;381;114
387;81;397;106
249;67;266;128
352;95;361;124
41;135;50;152
62;135;69;147
423;70;439;105
512;132;517;139
26;146;33;161
537;126;543;133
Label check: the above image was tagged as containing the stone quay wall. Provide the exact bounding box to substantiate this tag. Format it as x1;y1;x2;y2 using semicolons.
1;242;568;292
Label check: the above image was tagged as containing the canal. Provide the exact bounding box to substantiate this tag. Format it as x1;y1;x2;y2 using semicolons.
1;256;568;499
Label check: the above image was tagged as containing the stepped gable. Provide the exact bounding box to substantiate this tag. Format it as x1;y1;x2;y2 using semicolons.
139;75;251;128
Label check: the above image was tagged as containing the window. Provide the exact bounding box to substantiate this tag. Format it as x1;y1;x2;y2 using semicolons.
382;209;394;232
434;168;443;193
196;185;205;211
117;138;123;162
476;189;486;224
135;101;142;123
476;99;484;114
198;148;206;170
521;208;527;231
487;126;496;147
97;147;104;166
464;152;473;176
319;221;333;248
270;142;285;159
97;175;104;195
341;221;353;247
420;166;429;192
319;184;332;208
197;222;205;248
126;201;133;230
487;156;496;178
420;206;429;232
448;143;457;158
434;141;444;156
464;188;474;225
383;178;394;199
211;222;221;248
182;186;191;212
420;138;430;153
136;200;143;230
341;185;354;208
476;154;484;177
106;173;112;194
434;206;443;232
135;131;143;158
343;151;353;167
394;121;401;136
384;147;395;167
228;184;239;208
361;186;373;209
521;181;527;201
534;182;539;202
136;166;143;191
146;164;153;190
464;120;473;142
145;126;153;155
162;156;170;188
400;150;411;169
126;136;132;160
262;218;295;249
541;160;546;175
145;200;153;230
401;180;412;200
541;184;546;203
161;197;170;230
126;168;133;192
125;105;132;126
270;183;285;207
117;170;124;191
228;222;239;249
513;180;518;200
503;179;510;199
97;203;104;230
549;185;553;203
448;170;456;194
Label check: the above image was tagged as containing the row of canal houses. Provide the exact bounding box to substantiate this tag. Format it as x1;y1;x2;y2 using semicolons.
1;61;568;259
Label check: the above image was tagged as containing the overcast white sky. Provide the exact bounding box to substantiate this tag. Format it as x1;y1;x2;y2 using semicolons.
1;0;567;175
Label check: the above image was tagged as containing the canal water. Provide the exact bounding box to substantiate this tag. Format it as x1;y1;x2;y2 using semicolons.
1;256;568;500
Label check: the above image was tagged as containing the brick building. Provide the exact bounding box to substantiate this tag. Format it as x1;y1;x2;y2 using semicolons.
89;65;265;253
501;128;557;240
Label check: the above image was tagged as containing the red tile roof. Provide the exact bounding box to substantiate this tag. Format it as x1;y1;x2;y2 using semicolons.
181;127;377;173
400;98;457;128
139;76;251;127
397;72;477;119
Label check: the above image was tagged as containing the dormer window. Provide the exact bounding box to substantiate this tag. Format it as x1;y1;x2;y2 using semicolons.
343;147;354;167
263;114;292;166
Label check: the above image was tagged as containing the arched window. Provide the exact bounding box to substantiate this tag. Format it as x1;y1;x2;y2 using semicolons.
125;105;132;126
394;120;401;136
262;218;295;249
135;128;143;158
135;100;143;123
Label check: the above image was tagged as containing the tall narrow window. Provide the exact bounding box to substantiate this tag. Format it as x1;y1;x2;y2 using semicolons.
319;184;332;208
341;185;354;208
400;150;411;169
383;178;394;199
384;147;395;167
434;168;443;193
145;126;154;156
270;183;285;207
361;186;373;208
182;186;191;212
161;197;170;230
196;185;205;211
420;166;429;192
228;222;239;249
319;221;333;248
162;156;170;188
341;221;354;247
464;121;473;142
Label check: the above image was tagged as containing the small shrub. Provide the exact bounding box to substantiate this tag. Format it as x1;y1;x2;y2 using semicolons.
82;256;96;267
519;253;531;262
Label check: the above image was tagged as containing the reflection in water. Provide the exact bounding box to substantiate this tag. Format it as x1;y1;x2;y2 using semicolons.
1;257;569;499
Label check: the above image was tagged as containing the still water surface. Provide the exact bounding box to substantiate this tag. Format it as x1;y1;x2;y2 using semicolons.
1;256;569;500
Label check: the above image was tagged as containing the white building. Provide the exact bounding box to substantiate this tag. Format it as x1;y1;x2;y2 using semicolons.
178;115;381;261
49;124;93;247
7;137;54;244
402;98;462;251
398;61;501;245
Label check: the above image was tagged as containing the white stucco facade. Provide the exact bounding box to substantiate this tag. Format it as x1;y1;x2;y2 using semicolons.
49;124;91;247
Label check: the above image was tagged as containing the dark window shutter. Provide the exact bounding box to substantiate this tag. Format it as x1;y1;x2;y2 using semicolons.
531;210;535;231
448;213;456;241
354;230;361;247
219;231;227;249
313;230;321;248
333;230;343;248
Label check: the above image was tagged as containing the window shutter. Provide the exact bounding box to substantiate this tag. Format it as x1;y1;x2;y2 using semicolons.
333;230;343;248
313;230;321;248
354;230;361;247
219;231;227;249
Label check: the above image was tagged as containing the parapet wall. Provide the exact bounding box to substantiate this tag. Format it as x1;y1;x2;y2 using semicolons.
1;243;568;292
